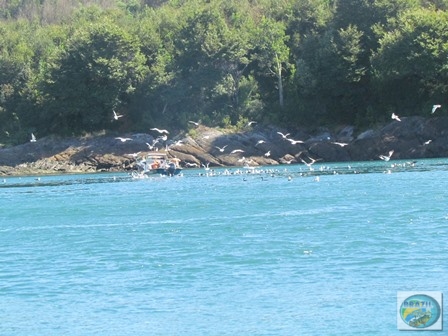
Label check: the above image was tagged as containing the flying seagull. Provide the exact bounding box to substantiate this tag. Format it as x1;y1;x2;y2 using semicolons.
287;138;304;145
115;137;133;142
277;132;290;139
379;150;394;161
300;155;320;168
331;142;349;147
255;140;266;146
230;149;244;154
126;152;141;158
30;133;37;142
432;105;441;114
150;128;169;134
113;110;123;120
215;145;228;153
188;121;199;126
247;121;257;127
391;113;401;122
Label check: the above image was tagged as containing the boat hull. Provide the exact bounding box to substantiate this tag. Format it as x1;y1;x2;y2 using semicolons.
145;167;182;176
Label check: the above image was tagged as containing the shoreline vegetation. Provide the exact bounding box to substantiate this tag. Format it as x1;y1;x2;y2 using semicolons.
0;0;448;176
1;116;448;177
1;1;448;160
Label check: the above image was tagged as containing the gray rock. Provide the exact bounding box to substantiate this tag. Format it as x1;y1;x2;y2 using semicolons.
2;116;448;175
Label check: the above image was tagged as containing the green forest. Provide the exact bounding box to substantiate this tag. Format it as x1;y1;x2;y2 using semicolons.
1;0;448;145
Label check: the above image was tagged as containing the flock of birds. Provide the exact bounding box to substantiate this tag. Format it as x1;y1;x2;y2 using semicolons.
25;105;443;174
385;104;442;162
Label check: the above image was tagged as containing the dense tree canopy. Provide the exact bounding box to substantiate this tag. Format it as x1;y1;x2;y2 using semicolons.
0;0;447;144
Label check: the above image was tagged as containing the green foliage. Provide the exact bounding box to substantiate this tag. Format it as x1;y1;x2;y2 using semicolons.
39;17;147;135
0;0;448;141
371;8;448;115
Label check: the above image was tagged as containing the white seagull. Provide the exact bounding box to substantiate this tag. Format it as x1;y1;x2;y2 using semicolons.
379;150;394;161
300;155;321;169
30;133;37;142
170;140;183;147
247;121;257;127
230;149;244;154
188;121;199;126
391;113;401;122
113;110;123;120
287;138;304;145
331;142;349;147
115;137;133;142
255;140;266;146
277;132;290;139
126;152;141;158
215;145;228;152
432;104;441;114
264;150;271;157
150;128;169;134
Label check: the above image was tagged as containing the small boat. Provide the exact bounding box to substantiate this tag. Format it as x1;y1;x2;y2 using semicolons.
132;152;182;178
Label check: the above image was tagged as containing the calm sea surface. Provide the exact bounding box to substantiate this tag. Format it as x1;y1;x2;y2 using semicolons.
1;158;448;335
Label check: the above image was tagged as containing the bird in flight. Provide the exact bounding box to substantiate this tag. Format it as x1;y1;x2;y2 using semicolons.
188;121;199;126
379;150;394;161
126;152;141;158
432;105;441;114
215;145;228;152
170;140;183;147
150;128;169;134
264;150;271;157
230;149;244;154
115;137;133;142
247;121;257;127
331;142;348;147
30;133;37;142
300;155;320;168
287;138;304;145
277;132;290;139
113;110;123;120
255;140;266;146
391;113;401;122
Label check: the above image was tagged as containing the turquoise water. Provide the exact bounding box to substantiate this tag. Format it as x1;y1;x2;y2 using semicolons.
1;159;448;335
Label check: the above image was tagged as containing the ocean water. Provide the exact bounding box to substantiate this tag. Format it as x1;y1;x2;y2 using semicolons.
1;158;448;335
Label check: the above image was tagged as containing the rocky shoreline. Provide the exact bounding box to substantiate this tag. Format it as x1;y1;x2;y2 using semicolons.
1;116;448;176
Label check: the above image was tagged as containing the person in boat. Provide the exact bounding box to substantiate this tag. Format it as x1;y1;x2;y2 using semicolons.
151;160;160;169
169;158;181;168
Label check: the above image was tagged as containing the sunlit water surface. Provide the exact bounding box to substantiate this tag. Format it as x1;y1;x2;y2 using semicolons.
1;158;448;335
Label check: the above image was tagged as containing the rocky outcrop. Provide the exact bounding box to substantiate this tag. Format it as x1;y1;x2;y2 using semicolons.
1;116;448;176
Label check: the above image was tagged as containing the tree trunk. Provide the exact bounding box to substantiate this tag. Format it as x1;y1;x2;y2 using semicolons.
276;57;284;108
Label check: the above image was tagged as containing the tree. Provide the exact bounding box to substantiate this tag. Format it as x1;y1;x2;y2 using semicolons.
371;8;448;115
0;20;38;144
39;17;147;135
252;16;290;108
